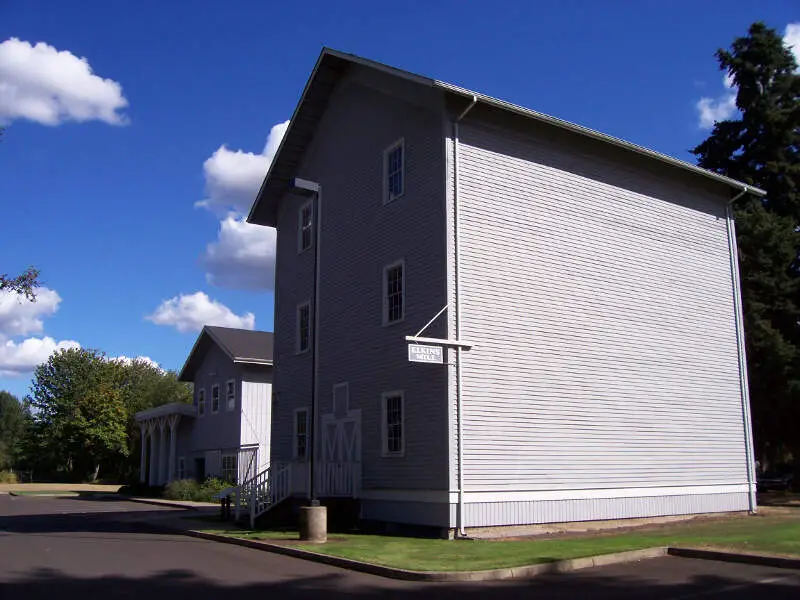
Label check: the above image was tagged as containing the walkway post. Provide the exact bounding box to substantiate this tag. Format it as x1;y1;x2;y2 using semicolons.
290;177;327;544
139;425;147;484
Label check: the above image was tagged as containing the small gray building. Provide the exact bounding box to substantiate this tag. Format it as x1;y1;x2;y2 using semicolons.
245;48;760;534
136;326;273;486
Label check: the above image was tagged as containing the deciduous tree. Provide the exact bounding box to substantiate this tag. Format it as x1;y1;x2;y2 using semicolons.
0;391;24;470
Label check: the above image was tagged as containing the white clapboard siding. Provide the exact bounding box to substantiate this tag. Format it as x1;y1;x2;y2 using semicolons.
455;121;749;494
241;381;272;473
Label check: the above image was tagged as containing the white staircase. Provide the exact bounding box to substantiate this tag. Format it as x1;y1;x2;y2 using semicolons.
234;463;292;528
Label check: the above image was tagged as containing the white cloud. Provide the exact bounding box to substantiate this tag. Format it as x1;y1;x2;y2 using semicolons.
696;22;800;129
196;121;288;289
146;291;255;333
201;215;276;289
0;288;62;337
110;355;161;370
0;336;80;377
696;74;737;129
0;37;128;126
786;23;800;66
197;121;289;216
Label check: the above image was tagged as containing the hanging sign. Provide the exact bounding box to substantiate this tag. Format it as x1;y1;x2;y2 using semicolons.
408;344;444;364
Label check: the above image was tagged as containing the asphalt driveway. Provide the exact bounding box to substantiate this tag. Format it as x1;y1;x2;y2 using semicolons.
1;494;799;599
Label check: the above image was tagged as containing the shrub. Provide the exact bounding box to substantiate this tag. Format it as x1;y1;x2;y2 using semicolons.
164;477;234;502
118;481;164;498
0;470;18;484
164;479;201;501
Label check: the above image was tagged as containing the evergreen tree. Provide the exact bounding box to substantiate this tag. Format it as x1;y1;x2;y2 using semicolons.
692;22;800;469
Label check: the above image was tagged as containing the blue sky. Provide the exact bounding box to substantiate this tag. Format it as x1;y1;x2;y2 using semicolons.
0;1;798;398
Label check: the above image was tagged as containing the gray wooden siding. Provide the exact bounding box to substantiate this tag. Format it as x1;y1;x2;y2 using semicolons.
187;343;242;453
361;499;450;528
451;118;750;495
271;65;451;490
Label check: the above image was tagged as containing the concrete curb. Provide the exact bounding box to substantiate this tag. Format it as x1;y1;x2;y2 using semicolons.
668;547;800;571
122;496;218;511
179;529;668;582
8;491;79;497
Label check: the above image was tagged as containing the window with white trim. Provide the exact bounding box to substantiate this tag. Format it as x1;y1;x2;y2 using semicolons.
294;408;309;459
211;384;220;413
197;388;206;417
383;260;405;325
298;201;313;252
177;457;186;480
226;379;236;411
221;454;238;483
297;302;311;353
381;391;404;456
383;139;404;204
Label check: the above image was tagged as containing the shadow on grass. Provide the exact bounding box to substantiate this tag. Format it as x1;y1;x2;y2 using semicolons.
758;492;800;508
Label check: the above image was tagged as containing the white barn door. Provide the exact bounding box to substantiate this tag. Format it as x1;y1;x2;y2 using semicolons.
318;383;361;497
241;381;272;474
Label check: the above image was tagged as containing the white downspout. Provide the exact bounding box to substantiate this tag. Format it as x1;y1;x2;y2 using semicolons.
725;186;757;513
453;95;477;537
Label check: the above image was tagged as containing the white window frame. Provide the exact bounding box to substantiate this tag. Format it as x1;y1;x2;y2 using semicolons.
197;388;206;417
293;408;309;460
381;391;405;457
383;138;405;204
296;301;311;354
298;200;313;253
225;378;236;411
177;457;186;480
221;453;238;483
211;384;220;414
382;259;405;326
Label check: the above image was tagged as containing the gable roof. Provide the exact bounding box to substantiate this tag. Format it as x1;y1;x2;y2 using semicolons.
248;47;765;227
178;326;273;382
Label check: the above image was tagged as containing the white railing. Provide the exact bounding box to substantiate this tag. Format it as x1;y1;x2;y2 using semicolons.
316;461;361;498
233;463;292;528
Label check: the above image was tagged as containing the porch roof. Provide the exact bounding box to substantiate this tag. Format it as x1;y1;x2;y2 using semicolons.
135;402;196;422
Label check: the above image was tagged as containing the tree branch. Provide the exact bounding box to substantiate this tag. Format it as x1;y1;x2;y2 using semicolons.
0;267;41;301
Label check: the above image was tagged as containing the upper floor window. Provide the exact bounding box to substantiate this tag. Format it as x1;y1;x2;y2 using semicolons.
297;302;311;353
381;391;405;456
383;139;404;204
226;379;236;411
197;388;206;417
211;384;220;413
383;260;405;325
294;408;309;459
298;201;313;252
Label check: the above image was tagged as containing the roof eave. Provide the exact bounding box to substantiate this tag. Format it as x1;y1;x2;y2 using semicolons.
247;48;330;227
177;328;208;382
246;49;438;227
232;358;274;366
246;48;765;227
434;81;767;197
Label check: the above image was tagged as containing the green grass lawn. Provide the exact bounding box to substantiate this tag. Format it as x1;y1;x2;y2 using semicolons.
199;508;800;572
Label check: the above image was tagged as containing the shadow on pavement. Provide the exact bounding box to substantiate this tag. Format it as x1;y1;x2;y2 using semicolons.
2;496;800;599
3;563;800;600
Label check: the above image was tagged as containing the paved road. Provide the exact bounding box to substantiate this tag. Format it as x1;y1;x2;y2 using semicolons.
1;494;799;599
